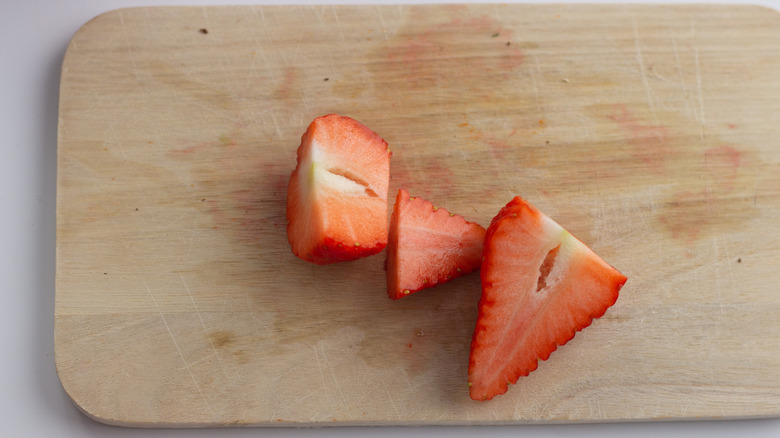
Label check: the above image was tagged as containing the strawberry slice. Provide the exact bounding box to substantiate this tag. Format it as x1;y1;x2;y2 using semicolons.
386;189;486;299
286;114;391;264
468;197;627;401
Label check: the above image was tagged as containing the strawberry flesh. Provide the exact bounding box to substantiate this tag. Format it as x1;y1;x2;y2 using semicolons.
286;114;391;264
386;189;486;299
468;196;627;400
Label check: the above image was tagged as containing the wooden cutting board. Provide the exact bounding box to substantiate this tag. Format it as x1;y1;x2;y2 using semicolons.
55;4;780;427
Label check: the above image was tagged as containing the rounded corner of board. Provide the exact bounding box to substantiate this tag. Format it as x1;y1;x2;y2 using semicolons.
743;4;780;21
53;346;136;428
62;7;140;60
54;379;115;427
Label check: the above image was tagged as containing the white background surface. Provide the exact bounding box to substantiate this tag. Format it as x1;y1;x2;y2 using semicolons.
2;0;779;436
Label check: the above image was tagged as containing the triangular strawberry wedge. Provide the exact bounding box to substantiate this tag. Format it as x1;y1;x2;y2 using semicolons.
468;196;627;401
286;114;391;264
386;189;486;300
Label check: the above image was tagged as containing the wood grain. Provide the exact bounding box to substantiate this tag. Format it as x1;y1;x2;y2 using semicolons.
55;4;780;427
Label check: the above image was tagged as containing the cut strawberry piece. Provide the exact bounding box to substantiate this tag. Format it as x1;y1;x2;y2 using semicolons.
386;189;486;300
468;197;627;401
286;114;391;264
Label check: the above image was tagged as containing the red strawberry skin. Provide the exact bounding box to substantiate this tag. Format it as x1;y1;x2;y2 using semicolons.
286;114;391;264
468;197;627;401
386;189;485;299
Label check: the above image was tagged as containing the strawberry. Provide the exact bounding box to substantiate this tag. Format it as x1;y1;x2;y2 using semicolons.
286;114;391;264
468;196;627;401
386;189;486;299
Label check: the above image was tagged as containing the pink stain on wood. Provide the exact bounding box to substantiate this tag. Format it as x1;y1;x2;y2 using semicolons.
609;104;675;172
705;145;742;191
168;132;291;241
275;67;298;100
391;156;454;198
386;15;523;90
459;122;520;161
658;189;710;244
658;145;753;245
169;141;211;156
169;133;240;158
483;131;519;161
500;48;524;72
705;145;741;169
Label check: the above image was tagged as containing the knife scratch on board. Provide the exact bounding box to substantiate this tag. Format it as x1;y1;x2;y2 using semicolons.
117;10;140;81
144;279;218;420
632;19;657;124
694;43;706;140
307;342;328;394
378;370;403;420
401;368;421;415
249;6;278;84
529;57;542;112
320;343;352;417
374;6;390;42
182;275;231;380
312;4;326;26
331;5;347;45
712;237;726;318
691;19;706;139
671;37;694;121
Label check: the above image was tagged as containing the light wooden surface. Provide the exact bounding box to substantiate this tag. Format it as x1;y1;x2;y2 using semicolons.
55;4;780;427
